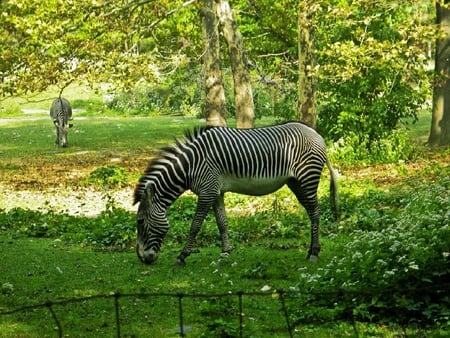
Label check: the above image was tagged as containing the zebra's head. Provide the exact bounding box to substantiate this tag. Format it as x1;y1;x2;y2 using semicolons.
53;118;69;147
136;184;168;264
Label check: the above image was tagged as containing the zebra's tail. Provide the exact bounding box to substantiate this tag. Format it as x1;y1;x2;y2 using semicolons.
325;158;340;221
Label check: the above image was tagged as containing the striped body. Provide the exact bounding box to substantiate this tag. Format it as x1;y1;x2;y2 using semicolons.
49;98;73;147
135;122;339;265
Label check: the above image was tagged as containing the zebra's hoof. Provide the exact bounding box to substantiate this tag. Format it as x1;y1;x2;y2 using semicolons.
220;252;230;258
308;255;319;262
175;258;186;266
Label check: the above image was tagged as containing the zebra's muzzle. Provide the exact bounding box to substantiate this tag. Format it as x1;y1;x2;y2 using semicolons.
136;244;158;264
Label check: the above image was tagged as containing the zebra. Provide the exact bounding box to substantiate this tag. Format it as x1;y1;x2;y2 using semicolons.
49;97;73;147
134;121;339;265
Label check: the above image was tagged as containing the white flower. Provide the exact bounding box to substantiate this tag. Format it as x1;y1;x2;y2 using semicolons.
261;285;271;292
2;282;14;293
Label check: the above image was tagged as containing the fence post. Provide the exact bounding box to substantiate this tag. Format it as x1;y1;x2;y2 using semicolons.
177;293;185;337
237;291;244;338
114;292;121;338
45;301;62;338
277;289;293;338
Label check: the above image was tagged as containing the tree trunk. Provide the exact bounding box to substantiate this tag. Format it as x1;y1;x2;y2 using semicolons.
430;2;450;147
216;0;255;128
200;0;227;127
297;1;317;128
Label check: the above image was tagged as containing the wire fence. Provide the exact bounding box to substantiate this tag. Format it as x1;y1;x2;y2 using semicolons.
0;287;447;337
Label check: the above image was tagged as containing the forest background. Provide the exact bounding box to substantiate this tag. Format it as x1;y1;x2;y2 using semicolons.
2;0;449;159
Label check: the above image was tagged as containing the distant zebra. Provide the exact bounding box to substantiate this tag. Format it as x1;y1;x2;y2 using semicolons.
134;122;339;265
49;97;73;147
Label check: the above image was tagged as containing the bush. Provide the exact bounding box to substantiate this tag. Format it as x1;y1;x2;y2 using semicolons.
294;176;450;326
87;166;128;188
315;1;430;164
107;68;203;117
0;101;23;116
0;195;135;250
327;127;416;164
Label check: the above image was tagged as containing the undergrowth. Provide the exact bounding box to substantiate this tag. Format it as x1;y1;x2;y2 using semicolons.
1;172;449;329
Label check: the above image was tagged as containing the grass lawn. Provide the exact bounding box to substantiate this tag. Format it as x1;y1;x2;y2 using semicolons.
0;109;449;337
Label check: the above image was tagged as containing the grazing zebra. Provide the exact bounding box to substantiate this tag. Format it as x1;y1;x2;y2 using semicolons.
134;122;339;265
49;97;73;147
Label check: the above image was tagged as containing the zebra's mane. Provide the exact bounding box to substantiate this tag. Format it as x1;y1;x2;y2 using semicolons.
133;125;215;204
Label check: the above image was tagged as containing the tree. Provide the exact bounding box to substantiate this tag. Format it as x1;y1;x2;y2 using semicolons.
0;0;197;97
1;0;437;158
297;1;317;128
315;0;432;151
216;0;255;128
430;1;450;147
199;0;227;127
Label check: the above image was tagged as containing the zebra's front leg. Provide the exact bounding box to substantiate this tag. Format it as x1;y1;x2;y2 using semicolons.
176;197;213;266
213;194;233;257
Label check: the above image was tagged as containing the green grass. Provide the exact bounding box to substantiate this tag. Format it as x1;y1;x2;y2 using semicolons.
1;233;446;337
1;172;449;337
0;116;200;159
407;109;432;143
0;106;449;336
0;235;341;337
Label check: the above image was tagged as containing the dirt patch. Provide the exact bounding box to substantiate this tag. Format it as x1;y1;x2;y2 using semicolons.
0;183;135;216
1;114;448;218
0;147;150;216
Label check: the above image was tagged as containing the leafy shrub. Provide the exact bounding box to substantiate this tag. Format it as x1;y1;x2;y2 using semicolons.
0;195;135;250
87;166;128;188
315;1;430;164
107;81;156;116
327;127;416;164
107;68;203;117
83;206;135;248
294;177;450;326
71;98;106;115
0;102;23;116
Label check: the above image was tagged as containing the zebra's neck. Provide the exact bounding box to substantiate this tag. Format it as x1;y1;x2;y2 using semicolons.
135;150;190;206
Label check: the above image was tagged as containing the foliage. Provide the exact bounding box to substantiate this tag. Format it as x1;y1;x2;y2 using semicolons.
1;0;440;164
107;68;204;117
71;97;106;116
291;175;450;326
328;127;417;164
86;166;128;188
0;0;200;96
235;0;435;160
199;296;241;337
315;1;433;149
0;101;23;116
0;194;135;249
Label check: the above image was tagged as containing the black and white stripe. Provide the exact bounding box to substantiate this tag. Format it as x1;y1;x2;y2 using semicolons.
49;97;73;147
134;121;339;265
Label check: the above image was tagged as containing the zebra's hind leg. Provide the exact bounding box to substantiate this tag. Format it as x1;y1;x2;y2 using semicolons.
53;123;59;146
55;133;60;146
287;178;321;261
213;194;233;257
